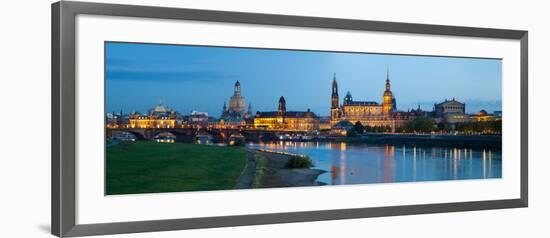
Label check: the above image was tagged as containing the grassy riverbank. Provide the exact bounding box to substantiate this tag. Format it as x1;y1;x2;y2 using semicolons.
106;141;246;195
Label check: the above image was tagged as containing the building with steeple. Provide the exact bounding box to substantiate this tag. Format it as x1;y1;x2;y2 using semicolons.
254;96;320;131
245;103;253;118
330;73;340;125
382;68;395;115
331;73;339;109
330;69;401;131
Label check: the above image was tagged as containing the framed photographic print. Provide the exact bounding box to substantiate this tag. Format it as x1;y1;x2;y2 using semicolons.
52;1;528;237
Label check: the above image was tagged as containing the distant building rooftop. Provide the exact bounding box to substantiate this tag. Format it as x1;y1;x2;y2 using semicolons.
344;101;379;106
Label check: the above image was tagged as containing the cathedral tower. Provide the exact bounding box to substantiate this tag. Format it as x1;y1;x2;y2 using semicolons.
278;96;286;116
383;68;394;115
330;73;342;125
331;73;339;109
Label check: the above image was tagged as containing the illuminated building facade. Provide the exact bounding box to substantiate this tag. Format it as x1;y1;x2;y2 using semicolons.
254;96;320;131
471;110;497;122
219;117;247;128
330;71;400;129
129;102;177;128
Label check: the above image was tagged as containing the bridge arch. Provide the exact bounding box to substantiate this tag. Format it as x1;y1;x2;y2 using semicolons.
108;129;147;141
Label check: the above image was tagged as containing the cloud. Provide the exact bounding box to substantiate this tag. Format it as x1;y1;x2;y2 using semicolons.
105;57;205;68
105;57;231;82
106;69;230;82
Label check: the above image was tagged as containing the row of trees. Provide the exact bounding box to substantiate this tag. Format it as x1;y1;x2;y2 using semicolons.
451;121;502;134
399;117;434;133
347;122;392;137
346;117;502;136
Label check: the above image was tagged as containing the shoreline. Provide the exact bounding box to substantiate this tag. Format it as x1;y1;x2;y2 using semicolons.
236;149;326;189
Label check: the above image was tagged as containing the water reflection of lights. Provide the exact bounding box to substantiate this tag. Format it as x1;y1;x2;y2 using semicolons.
413;146;417;181
340;142;346;151
470;149;473;175
383;145;395;183
249;141;501;184
483;149;487;178
340;147;346;185
489;150;493;177
452;148;460;179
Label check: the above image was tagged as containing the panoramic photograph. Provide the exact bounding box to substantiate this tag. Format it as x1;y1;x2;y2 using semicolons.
105;42;502;195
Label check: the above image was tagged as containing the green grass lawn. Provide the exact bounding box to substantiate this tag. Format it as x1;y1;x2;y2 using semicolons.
106;141;247;195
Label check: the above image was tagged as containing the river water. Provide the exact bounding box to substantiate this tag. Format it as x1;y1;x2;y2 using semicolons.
249;141;501;185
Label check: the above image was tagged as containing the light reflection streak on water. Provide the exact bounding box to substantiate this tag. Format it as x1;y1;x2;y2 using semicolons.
402;145;406;179
483;149;487;179
413;146;417;181
340;146;346;185
489;150;493;177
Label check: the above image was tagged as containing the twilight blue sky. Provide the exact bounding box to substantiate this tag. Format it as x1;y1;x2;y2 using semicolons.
105;42;502;117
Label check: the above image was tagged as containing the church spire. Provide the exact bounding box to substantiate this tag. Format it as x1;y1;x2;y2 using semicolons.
245;103;252;118
331;73;339;108
278;96;286;115
385;66;391;91
332;73;338;91
383;66;394;114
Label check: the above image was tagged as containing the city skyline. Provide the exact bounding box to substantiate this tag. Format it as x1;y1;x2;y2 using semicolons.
106;42;502;117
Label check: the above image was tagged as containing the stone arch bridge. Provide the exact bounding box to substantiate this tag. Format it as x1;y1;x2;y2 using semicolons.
107;128;303;143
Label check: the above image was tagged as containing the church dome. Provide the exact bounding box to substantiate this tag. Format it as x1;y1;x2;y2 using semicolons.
344;91;353;104
153;103;167;113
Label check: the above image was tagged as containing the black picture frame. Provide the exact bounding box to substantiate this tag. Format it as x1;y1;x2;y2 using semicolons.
52;1;528;237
